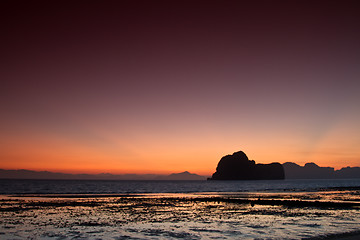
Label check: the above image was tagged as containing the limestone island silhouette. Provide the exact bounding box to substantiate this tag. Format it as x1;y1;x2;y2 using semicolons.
209;151;284;180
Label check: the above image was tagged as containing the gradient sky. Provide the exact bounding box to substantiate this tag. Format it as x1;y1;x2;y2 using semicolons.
1;1;360;175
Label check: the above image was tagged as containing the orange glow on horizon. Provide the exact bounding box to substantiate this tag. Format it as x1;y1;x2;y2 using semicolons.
0;108;359;175
1;134;359;175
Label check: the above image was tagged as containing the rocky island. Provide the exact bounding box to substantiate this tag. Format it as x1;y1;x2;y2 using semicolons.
209;151;284;180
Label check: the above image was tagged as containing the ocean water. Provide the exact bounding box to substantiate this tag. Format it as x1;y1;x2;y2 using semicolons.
1;178;360;194
1;179;360;240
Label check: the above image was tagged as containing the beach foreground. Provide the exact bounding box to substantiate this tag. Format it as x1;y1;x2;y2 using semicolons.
1;190;360;239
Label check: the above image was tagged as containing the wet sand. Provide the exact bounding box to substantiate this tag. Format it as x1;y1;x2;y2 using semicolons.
336;235;360;240
1;190;360;239
307;231;360;240
332;235;360;240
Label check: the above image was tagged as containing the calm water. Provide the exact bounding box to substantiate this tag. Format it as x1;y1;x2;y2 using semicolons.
0;178;360;195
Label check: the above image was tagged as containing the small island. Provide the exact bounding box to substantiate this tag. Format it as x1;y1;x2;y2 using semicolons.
209;151;284;180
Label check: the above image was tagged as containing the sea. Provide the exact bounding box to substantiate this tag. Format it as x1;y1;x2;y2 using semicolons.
1;178;360;194
1;179;360;239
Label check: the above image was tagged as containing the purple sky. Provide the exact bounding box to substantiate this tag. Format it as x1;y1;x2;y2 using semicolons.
1;1;360;174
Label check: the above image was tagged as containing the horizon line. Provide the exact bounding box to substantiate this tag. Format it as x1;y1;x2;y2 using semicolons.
1;161;359;176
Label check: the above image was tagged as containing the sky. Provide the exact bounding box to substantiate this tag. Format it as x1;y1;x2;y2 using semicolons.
1;1;360;175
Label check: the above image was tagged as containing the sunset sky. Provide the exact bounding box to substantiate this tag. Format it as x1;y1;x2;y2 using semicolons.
1;1;360;175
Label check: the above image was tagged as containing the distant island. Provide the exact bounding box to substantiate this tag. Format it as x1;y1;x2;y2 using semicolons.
209;150;360;180
283;162;360;179
1;154;359;180
209;151;284;180
0;169;207;181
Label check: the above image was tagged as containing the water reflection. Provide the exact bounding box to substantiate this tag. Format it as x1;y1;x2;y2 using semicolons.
0;191;360;239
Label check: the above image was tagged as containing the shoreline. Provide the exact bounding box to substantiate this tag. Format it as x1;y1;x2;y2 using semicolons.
1;184;360;196
1;188;360;204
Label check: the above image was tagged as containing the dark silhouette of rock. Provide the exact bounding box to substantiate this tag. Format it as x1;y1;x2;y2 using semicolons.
283;162;360;179
336;167;360;179
282;162;304;179
283;162;335;179
209;151;284;180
